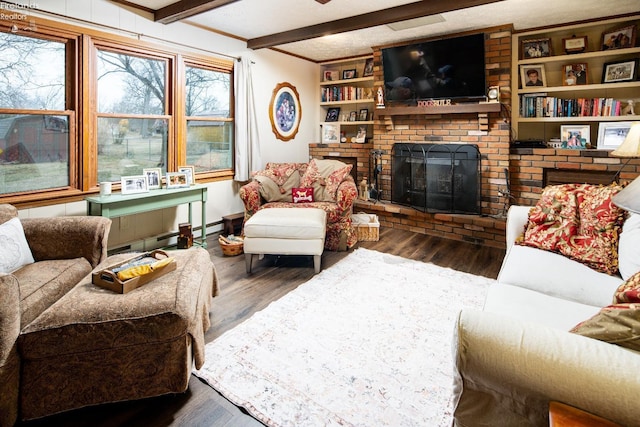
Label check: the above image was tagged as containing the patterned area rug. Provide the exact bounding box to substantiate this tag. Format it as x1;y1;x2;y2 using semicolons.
193;248;494;426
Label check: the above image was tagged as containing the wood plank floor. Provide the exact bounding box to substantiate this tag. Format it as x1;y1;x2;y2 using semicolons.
20;228;505;427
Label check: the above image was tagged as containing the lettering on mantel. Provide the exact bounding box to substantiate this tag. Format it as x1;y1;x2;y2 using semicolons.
417;99;452;107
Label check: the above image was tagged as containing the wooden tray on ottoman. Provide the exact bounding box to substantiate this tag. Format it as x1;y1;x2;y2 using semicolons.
92;249;177;294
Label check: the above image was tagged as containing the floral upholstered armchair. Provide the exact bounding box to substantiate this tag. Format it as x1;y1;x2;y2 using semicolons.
239;160;358;251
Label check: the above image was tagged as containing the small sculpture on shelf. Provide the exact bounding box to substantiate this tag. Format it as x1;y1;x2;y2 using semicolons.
376;86;385;108
622;100;636;116
359;176;369;201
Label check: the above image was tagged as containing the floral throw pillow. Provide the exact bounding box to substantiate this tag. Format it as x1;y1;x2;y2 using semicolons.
518;183;626;275
613;271;640;304
517;184;580;252
253;163;304;202
300;159;352;202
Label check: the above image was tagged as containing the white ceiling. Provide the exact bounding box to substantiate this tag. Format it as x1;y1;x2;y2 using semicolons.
117;0;640;62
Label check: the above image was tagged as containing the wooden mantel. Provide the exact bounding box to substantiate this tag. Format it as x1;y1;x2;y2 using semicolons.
375;102;502;131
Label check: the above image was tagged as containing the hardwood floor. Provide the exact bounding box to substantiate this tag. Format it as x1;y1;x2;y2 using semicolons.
20;228;505;427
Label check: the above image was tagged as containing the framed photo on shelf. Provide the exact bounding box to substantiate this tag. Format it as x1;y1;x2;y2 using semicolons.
354;126;367;143
121;175;149;195
602;59;638;83
562;36;588;54
362;58;374;77
560;125;590;149
348;111;357;121
342;69;356;80
322;123;339;143
601;24;636;50
520;64;546;88
521;38;552;59
562;63;588;86
166;172;189;189
325;107;340;122
178;165;195;185
597;122;633;150
323;69;339;81
143;168;162;190
358;108;369;121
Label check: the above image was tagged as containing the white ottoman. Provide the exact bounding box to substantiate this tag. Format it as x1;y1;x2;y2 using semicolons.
243;208;327;274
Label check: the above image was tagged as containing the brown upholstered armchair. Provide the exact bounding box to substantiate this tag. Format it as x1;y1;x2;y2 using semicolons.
0;204;111;427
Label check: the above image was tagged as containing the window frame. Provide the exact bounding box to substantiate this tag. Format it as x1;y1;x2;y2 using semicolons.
0;13;235;208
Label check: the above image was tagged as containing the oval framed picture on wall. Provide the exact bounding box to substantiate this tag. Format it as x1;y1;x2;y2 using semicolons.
269;82;302;142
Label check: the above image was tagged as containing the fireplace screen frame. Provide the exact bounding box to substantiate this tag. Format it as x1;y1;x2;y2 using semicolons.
391;143;481;214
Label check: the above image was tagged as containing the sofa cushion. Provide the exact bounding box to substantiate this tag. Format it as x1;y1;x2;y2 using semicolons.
13;258;92;326
498;244;622;308
483;282;602;331
613;271;640;304
619;213;640;280
0;217;35;274
300;159;352;202
570;303;640;351
518;183;625;275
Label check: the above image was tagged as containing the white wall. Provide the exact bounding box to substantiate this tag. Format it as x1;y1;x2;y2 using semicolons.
18;0;320;248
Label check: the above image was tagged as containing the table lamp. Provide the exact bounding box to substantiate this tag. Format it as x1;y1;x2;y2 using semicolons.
611;122;640;214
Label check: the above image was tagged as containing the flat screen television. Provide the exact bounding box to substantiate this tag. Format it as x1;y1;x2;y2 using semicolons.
382;33;486;104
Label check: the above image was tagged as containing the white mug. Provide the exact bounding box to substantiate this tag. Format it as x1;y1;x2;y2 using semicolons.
99;182;112;196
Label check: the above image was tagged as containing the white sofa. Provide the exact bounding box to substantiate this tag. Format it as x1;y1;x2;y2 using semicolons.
452;205;640;426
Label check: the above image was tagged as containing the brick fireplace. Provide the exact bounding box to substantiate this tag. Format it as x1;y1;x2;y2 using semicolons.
310;25;640;250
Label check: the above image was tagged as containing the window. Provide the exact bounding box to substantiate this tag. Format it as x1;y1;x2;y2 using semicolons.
96;48;169;182
0;14;235;204
185;64;232;173
0;32;70;195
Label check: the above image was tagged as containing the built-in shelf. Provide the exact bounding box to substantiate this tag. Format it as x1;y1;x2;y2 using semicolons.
320;99;374;106
518;115;640;123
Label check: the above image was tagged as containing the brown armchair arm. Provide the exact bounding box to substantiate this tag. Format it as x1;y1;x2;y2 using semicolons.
0;273;20;427
22;216;112;268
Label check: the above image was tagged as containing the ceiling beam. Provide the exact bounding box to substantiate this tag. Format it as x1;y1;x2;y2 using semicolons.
155;0;240;24
247;0;505;50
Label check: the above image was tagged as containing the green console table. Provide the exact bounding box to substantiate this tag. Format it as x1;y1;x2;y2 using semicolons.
86;184;208;248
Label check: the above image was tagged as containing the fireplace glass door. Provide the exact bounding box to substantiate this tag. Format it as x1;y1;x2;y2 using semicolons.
391;143;481;214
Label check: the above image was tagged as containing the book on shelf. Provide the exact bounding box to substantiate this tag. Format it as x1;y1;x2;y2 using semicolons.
321;86;372;102
519;94;623;118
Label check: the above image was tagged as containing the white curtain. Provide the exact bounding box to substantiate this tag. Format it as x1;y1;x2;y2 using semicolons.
234;57;261;181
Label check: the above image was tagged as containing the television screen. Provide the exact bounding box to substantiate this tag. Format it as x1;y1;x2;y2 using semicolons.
382;33;486;103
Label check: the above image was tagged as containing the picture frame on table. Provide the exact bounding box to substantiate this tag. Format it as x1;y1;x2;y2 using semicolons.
562;63;588;86
562;36;588;54
322;123;339;144
597;121;634;150
601;24;636;50
323;69;339;81
342;69;356;80
325;107;340;122
143;168;162;189
521;38;552;59
121;175;149;195
178;165;195;185
560;124;590;149
602;59;638;83
166;172;189;189
358;108;369;121
362;58;374;77
520;64;546;88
